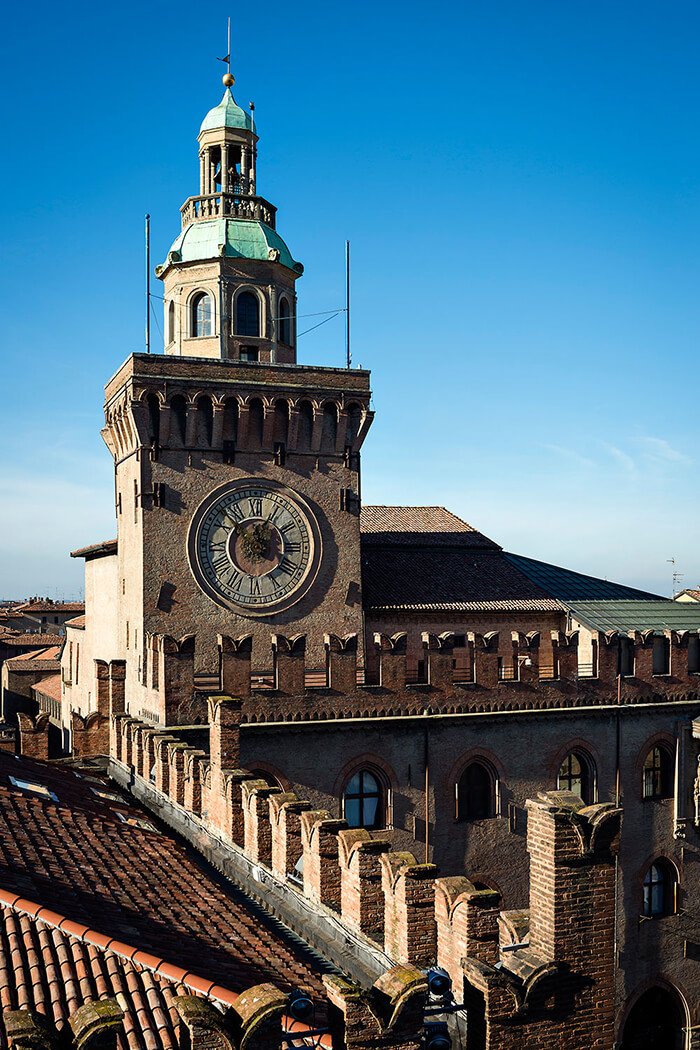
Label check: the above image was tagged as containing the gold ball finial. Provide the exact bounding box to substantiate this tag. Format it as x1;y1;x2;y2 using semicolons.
223;72;235;87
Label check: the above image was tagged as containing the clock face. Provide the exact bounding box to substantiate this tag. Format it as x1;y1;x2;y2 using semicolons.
187;480;321;615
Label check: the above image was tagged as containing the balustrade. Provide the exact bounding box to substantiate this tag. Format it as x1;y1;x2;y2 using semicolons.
181;192;277;229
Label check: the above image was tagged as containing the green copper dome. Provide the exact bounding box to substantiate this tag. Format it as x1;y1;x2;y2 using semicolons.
200;89;254;134
161;218;303;274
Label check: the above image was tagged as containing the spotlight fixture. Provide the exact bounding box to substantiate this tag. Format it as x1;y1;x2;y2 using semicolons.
423;1021;451;1050
287;990;315;1024
426;967;452;1000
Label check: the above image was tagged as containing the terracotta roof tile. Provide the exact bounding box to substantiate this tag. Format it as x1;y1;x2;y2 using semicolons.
64;615;85;628
360;506;499;550
5;649;61;673
31;675;62;703
1;635;64;649
20;603;84;615
362;547;563;613
70;540;117;560
0;754;327;1035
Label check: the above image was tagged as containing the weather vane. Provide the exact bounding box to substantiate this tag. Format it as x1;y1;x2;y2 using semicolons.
217;17;235;86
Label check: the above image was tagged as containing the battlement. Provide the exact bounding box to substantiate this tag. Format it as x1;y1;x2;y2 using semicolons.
128;628;700;730
107;711;623;1049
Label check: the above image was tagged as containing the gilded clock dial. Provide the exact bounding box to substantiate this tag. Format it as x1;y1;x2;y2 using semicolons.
189;482;319;613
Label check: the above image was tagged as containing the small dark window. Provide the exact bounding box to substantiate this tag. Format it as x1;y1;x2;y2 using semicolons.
643;746;673;799
343;770;383;829
619;636;634;676
248;398;264;447
643;860;676;917
240;346;259;362
236;292;260;336
689;634;700;674
279;297;291;345
147;393;160;447
298;401;314;452
168;300;175;344
557;751;594;804
321;402;338;451
652;636;670;675
191;293;212;337
195;396;214;447
170;395;187;446
457;763;493;821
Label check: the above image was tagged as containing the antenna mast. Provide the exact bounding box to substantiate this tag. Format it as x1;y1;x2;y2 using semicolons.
345;240;351;369
145;214;150;354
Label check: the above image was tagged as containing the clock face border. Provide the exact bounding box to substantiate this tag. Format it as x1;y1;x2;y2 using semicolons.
186;478;323;617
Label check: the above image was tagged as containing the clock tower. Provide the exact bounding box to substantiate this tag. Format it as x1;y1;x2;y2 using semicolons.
95;73;373;725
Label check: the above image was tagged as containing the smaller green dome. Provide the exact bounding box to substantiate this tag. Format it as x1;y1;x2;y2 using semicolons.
200;89;254;134
160;218;303;275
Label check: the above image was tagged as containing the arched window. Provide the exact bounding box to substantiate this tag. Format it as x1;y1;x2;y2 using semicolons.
278;297;291;345
343;770;383;829
643;860;677;918
236;291;260;336
622;986;685;1050
457;762;494;821
191;293;212;338
643;745;673;799
273;400;289;445
146;393;160;447
167;301;175;345
557;750;595;805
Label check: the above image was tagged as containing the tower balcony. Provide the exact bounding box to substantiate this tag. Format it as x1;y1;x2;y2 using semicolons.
181;192;277;230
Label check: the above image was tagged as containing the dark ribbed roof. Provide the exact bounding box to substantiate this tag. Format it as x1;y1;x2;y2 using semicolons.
504;553;663;602
360;506;499;550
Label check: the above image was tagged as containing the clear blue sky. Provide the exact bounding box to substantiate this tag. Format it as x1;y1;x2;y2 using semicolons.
1;0;699;599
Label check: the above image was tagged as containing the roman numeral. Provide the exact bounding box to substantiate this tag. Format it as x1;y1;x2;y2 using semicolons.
248;498;263;517
225;568;243;590
281;520;296;533
250;577;261;595
277;557;295;576
212;553;229;573
285;541;301;554
210;539;227;553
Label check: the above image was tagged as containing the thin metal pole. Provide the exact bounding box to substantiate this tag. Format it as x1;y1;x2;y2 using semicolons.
145;214;151;354
345;240;351;368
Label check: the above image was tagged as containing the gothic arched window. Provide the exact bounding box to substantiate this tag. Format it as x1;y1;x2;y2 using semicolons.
457;762;494;821
643;745;673;799
557;750;595;805
191;293;212;338
167;300;175;344
279;297;291;345
343;770;384;829
643;860;677;917
236;291;260;337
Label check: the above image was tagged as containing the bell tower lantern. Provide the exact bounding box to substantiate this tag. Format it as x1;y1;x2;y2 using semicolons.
156;74;304;364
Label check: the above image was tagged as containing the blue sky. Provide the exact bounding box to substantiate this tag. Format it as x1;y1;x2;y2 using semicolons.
1;0;699;599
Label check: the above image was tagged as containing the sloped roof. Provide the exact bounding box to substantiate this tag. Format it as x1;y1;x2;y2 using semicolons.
31;673;61;702
70;539;117;560
65;614;86;628
0;754;327;1037
675;589;700;602
504;553;663;603
567;600;700;634
360;506;499;550
5;648;60;672
3;634;64;648
21;602;84;614
362;548;564;613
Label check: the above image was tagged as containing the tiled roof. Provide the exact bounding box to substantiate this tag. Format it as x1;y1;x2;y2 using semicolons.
3;634;64;648
65;614;86;628
31;674;62;702
21;602;84;614
5;648;61;672
675;588;700;602
70;540;118;560
568;599;700;634
362;548;564;613
360;506;499;550
504;553;663;603
0;754;327;1041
